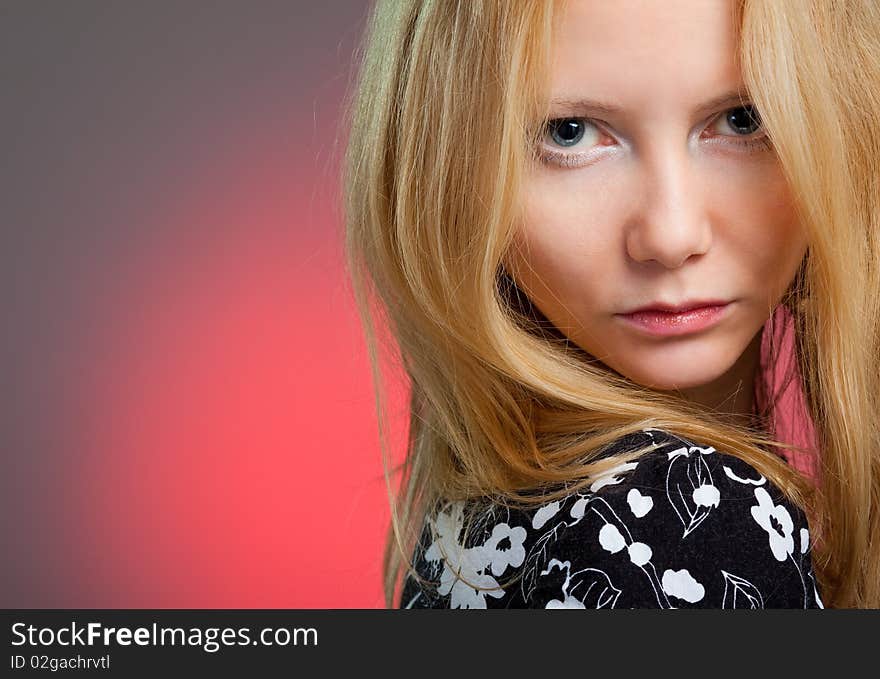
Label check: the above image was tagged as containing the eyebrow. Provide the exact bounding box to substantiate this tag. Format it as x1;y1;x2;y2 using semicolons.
548;89;752;118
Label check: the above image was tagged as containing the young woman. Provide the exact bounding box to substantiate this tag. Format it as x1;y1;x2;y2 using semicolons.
340;0;880;608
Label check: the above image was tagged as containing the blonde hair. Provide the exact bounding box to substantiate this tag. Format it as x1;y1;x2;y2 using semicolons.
339;0;880;608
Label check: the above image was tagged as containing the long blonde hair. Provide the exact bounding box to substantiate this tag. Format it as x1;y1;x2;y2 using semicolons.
339;0;880;608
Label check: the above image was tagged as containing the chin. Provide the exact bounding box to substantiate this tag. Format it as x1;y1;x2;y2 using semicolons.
611;357;735;393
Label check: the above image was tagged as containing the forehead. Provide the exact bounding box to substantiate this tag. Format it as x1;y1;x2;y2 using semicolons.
550;0;742;115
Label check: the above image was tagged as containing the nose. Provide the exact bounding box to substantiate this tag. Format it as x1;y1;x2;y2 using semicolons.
625;141;712;269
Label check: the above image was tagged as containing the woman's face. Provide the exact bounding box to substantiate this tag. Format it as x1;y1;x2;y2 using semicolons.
506;0;808;403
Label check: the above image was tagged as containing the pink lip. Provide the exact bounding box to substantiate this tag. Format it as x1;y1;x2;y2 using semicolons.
615;303;732;337
624;299;730;314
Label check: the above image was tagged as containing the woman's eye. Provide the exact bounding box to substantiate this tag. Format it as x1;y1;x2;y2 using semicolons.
538;118;610;167
706;104;772;152
545;118;602;150
538;105;770;169
543;107;765;151
712;104;763;138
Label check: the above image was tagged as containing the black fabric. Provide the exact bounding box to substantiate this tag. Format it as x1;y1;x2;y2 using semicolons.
400;428;822;609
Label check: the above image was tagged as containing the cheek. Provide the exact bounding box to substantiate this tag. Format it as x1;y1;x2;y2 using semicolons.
736;173;808;281
509;183;617;306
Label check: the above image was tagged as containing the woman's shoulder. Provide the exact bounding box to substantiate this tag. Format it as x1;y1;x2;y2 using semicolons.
401;428;824;609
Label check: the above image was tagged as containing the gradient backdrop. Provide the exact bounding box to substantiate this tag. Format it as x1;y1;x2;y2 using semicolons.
0;1;411;608
1;1;821;609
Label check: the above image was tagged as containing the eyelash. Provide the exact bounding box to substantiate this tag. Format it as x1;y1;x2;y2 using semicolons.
537;107;773;169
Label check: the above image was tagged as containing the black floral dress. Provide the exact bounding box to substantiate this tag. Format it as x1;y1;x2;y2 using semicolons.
400;428;823;609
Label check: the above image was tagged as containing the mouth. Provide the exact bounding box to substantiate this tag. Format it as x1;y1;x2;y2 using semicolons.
614;302;733;337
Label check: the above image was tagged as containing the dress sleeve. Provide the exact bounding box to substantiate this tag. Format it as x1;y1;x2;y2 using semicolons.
519;443;824;609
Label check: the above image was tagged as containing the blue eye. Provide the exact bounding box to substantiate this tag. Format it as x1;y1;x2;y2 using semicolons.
538;118;609;168
547;118;589;147
538;105;770;170
724;105;762;135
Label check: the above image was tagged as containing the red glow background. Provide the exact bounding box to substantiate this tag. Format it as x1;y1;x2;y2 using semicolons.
1;1;819;610
2;2;405;608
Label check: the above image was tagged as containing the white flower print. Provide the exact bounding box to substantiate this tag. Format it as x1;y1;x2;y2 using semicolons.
423;503;465;564
667;446;690;461
723;464;766;486
668;443;715;460
438;564;505;609
598;523;626;554
750;487;795;561
662;569;705;603
402;430;823;610
570;496;591;520
483;523;527;577
627;488;654;517
424;503;506;608
692;483;720;508
666;447;717;537
590;461;639;492
627;542;652;567
720;571;764;609
546;596;586;609
540;559;622;609
808;570;825;609
532;501;561;529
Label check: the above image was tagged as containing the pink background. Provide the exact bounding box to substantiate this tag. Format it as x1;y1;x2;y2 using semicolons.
2;2;409;608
